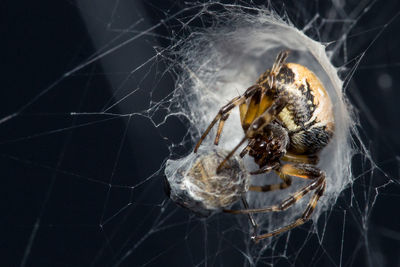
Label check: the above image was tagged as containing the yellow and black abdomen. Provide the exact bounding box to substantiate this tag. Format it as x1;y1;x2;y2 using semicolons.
239;62;334;155
275;63;334;154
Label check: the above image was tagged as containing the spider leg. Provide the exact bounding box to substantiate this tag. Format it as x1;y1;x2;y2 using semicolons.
239;145;251;158
281;152;319;165
223;163;326;240
215;136;248;172
239;139;255;158
249;162;280;175
194;85;260;153
268;50;289;88
253;179;325;242
271;50;289;75
255;50;290;89
249;173;292;192
224;163;324;214
241;90;262;131
241;197;258;236
216;96;288;172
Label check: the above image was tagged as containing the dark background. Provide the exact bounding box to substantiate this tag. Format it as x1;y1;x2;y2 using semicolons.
1;0;400;266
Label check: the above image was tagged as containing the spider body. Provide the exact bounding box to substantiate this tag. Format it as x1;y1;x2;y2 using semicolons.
242;62;334;165
192;50;334;241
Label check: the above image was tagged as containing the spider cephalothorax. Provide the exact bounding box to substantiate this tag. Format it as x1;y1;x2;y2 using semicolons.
246;123;289;168
182;50;334;241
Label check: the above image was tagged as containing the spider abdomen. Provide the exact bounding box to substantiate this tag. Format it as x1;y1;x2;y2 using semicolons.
274;63;334;154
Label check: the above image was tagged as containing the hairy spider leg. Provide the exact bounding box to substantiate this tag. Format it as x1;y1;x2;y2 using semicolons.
240;89;273;132
247;172;292;237
275;50;289;66
241;197;258;236
254;180;325;241
256;50;289;89
281;152;319;165
223;164;324;214
193;85;260;153
239;139;255;158
271;51;289;75
248;162;280;175
247;152;321;195
249;172;292;192
223;163;326;241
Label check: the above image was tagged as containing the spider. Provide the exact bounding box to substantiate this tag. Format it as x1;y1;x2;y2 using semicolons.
193;50;334;242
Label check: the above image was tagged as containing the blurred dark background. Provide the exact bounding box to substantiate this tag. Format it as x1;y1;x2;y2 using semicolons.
1;0;400;266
